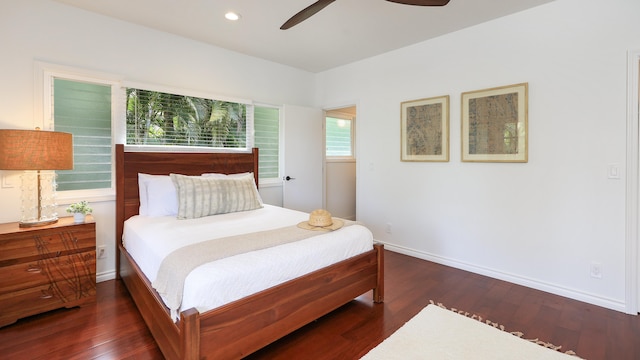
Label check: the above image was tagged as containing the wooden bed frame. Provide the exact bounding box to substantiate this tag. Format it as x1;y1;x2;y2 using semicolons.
114;144;384;360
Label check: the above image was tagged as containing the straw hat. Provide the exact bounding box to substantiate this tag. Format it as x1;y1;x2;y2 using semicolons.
297;209;344;231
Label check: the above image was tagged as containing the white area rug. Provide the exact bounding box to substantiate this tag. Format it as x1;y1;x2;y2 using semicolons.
361;303;580;360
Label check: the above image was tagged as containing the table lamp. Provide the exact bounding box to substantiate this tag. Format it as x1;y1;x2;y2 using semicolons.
0;129;73;227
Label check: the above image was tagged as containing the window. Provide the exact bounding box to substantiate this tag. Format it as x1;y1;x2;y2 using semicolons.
124;86;280;182
53;79;113;191
325;115;354;158
125;88;250;149
38;62;120;199
254;105;281;181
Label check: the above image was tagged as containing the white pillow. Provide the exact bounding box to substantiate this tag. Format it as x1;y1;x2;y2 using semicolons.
145;176;178;217
170;173;263;219
139;172;259;217
138;173;166;216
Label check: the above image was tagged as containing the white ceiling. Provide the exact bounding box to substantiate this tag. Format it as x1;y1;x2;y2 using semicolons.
53;0;554;73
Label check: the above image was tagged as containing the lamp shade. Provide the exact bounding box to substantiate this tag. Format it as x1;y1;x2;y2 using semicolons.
0;130;73;170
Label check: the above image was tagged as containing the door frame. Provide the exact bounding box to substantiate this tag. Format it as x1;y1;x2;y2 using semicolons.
626;49;640;314
322;104;357;217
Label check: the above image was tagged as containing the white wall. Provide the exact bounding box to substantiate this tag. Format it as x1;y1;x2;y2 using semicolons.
316;0;640;312
0;0;315;280
325;160;356;220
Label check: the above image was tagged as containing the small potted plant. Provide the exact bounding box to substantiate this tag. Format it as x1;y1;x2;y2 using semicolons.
66;200;93;223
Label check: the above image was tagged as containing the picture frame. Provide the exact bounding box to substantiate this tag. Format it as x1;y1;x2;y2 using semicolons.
400;95;449;162
461;83;528;162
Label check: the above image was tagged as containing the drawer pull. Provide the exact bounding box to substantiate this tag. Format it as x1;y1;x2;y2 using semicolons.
40;290;53;299
27;265;42;273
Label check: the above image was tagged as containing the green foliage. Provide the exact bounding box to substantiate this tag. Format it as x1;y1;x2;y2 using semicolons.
66;200;93;215
126;88;246;148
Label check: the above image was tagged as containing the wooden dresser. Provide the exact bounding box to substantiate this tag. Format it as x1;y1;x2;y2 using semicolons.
0;216;96;327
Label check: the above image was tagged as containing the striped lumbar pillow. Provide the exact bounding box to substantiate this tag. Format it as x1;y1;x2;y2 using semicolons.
170;173;263;219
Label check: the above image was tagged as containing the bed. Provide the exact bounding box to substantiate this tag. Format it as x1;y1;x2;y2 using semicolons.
115;144;384;360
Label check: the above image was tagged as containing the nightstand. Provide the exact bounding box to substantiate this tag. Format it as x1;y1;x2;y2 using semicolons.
0;216;96;327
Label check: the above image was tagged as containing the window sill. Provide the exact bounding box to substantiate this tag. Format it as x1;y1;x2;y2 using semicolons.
259;179;284;188
56;188;115;206
326;157;356;163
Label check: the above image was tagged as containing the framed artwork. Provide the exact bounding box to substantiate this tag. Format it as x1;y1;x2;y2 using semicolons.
461;83;528;162
400;95;449;162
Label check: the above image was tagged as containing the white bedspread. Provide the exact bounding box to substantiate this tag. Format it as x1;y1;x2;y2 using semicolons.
123;205;373;320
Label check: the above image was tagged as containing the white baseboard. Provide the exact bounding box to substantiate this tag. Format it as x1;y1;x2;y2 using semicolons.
96;270;116;283
378;241;628;313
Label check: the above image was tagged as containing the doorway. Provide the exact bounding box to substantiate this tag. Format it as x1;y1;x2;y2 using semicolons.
324;106;357;220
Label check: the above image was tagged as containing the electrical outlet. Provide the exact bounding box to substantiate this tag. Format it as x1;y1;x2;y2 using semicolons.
385;223;392;234
97;245;106;259
590;262;602;279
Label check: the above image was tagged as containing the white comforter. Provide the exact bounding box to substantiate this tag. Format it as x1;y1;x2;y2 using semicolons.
123;205;373;320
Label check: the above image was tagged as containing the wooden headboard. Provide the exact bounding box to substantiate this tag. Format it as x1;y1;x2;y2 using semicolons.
114;144;259;268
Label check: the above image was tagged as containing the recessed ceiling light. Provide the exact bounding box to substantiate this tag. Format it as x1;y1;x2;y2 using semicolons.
225;12;240;21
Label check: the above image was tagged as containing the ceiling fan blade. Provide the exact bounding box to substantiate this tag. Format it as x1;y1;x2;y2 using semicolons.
280;0;336;30
385;0;450;6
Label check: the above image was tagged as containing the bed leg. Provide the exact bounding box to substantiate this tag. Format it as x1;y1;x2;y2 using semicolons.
180;308;200;360
373;244;384;303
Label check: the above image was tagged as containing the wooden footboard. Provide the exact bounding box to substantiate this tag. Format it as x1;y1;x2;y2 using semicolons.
120;243;384;360
119;244;182;357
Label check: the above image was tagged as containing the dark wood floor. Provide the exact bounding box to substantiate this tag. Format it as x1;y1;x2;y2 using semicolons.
1;250;639;359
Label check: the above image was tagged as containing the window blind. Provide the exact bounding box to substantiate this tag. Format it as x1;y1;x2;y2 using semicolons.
125;88;247;149
53;78;112;191
254;106;280;180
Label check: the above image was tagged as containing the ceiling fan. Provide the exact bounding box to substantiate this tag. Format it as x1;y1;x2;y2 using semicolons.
280;0;451;30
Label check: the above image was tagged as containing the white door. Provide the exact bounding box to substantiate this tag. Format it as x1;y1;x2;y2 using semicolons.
282;104;323;213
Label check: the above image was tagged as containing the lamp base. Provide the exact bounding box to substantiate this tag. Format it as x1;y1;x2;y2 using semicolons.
19;217;59;228
20;171;59;227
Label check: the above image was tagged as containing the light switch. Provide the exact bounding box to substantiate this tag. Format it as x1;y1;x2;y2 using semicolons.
607;164;620;179
1;174;15;188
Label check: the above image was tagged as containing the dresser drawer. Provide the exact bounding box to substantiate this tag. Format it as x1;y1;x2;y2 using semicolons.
0;224;95;264
0;279;96;327
0;251;96;295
